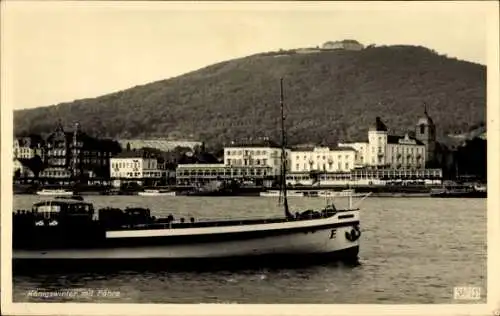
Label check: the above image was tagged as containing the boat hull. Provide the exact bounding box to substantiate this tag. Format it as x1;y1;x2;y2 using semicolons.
13;213;361;272
13;246;359;273
137;192;176;197
430;191;486;198
36;191;74;196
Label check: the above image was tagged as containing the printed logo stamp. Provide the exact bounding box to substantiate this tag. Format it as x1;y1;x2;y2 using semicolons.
453;286;481;300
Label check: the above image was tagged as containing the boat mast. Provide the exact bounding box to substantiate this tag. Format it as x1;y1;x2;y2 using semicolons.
279;78;293;219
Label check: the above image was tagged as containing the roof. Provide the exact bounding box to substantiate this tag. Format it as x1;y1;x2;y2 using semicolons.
226;139;281;148
417;105;435;126
387;135;424;145
178;152;219;164
113;149;158;159
15;135;45;148
369;117;388;132
44;126;121;152
330;146;357;151
290;146;357;152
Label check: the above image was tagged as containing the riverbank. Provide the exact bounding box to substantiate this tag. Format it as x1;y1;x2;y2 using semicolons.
13;183;485;198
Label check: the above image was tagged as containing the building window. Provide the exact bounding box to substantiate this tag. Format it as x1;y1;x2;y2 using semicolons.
420;124;425;134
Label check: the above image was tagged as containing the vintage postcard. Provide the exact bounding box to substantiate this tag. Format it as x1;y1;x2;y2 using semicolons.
1;1;499;316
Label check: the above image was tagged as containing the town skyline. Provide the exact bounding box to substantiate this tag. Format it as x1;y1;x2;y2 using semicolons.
2;1;492;110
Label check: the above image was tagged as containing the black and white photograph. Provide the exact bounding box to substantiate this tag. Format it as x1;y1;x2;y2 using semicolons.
1;1;499;315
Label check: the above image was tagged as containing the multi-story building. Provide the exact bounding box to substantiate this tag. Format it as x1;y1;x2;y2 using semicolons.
223;139;290;176
38;122;121;180
13;135;44;160
339;116;426;169
176;139;289;185
289;146;356;173
110;149;167;187
175;163;274;186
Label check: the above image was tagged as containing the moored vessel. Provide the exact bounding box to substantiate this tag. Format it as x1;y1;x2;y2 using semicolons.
430;183;487;198
36;189;74;196
138;189;176;197
259;189;365;198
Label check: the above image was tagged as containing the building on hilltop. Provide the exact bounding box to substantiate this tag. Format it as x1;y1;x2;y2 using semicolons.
322;39;364;51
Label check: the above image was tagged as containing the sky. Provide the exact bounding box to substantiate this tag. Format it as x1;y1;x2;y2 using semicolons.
1;1;495;110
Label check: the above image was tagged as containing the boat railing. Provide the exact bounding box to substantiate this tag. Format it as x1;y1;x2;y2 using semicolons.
323;190;371;209
352;192;372;209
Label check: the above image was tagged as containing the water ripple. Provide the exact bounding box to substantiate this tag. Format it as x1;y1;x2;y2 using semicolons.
12;196;487;303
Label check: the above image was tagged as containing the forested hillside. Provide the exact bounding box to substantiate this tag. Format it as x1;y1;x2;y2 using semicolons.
14;45;486;148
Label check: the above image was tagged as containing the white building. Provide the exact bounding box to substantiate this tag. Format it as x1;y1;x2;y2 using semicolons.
13;136;44;160
339;117;426;169
110;150;166;186
223;139;290;176
289;146;356;173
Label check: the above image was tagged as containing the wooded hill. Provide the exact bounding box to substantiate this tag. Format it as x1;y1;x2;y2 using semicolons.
14;44;486;148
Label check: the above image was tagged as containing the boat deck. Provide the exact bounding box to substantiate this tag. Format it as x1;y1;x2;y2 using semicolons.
102;208;356;231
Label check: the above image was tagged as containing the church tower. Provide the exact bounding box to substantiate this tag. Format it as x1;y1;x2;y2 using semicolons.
415;104;436;167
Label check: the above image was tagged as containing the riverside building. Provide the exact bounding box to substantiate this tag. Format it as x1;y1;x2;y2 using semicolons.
339;116;427;169
13;122;120;183
175;139;289;186
110;149;168;187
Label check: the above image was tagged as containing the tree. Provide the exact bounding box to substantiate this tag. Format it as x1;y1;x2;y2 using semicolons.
24;155;46;181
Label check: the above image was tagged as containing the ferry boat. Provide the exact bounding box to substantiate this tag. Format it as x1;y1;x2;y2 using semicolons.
12;78;369;270
260;189;365;198
260;190;305;197
138;189;176;197
36;189;74;196
430;184;486;198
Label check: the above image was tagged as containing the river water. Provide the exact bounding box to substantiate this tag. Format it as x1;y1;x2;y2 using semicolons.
10;195;487;304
